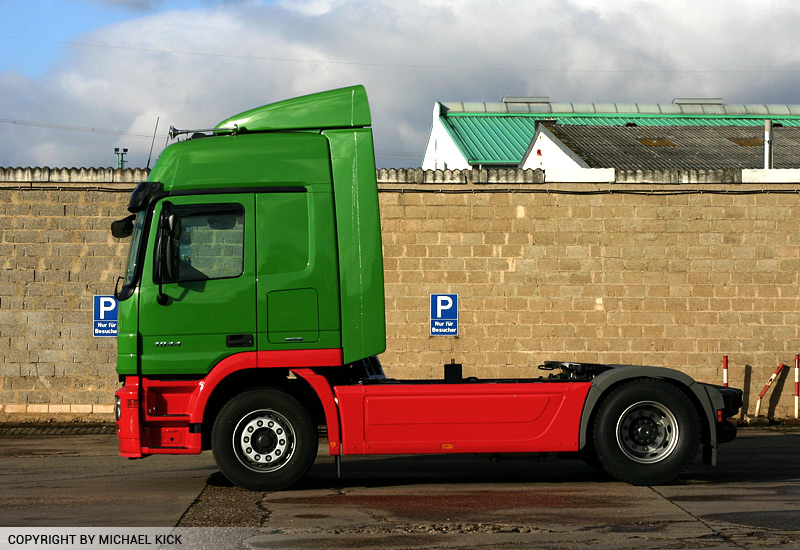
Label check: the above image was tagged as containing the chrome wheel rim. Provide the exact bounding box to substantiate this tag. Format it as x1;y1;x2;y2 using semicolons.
233;409;296;473
615;400;679;464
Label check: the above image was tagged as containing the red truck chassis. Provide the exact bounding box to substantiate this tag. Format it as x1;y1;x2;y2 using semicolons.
117;351;741;488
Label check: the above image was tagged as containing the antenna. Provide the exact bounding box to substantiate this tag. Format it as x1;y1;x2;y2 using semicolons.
146;117;159;170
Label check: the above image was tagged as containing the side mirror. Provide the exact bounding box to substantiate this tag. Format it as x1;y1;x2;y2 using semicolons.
111;214;136;238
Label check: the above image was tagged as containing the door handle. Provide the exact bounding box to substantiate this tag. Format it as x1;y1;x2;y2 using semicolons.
226;334;254;348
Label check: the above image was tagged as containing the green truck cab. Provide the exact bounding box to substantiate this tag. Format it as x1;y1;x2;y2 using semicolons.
116;85;385;375
114;86;742;491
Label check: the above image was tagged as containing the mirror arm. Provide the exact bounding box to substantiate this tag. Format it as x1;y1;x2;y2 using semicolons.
156;282;169;306
114;276;124;301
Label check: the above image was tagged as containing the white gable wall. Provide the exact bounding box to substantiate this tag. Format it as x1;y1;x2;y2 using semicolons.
520;126;586;170
421;104;470;170
520;125;614;182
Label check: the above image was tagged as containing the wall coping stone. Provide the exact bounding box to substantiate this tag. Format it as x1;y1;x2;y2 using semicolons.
3;166;800;185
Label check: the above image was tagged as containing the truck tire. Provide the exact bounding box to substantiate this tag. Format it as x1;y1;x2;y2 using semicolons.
211;388;318;491
592;379;700;486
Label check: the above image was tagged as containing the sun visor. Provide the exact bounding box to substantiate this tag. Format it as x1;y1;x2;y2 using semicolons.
128;181;164;213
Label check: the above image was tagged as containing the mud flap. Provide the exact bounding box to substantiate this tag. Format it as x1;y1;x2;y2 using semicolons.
703;442;717;466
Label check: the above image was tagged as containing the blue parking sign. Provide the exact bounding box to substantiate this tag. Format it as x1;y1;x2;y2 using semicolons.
93;295;118;337
430;293;458;336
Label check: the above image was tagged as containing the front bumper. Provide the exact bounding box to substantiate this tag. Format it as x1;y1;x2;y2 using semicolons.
115;377;143;458
711;384;744;419
705;383;743;444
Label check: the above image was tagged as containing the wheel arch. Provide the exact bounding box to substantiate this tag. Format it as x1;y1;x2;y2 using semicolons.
578;366;720;465
188;350;342;451
199;369;326;451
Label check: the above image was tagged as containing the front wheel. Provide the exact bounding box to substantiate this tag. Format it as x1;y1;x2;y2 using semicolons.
212;389;318;491
593;379;700;486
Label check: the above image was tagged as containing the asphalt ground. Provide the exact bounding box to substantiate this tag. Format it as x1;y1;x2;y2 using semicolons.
0;425;798;549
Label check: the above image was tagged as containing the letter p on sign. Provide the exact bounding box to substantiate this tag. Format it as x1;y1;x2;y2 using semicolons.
98;297;116;319
436;295;453;318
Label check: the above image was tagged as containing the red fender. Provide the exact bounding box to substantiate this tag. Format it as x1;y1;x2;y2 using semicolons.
186;351;259;424
292;368;342;455
187;348;343;428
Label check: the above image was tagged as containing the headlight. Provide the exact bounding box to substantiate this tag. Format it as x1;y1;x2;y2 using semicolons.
115;396;121;421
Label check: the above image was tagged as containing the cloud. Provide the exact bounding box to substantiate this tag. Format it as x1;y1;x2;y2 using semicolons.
3;0;800;168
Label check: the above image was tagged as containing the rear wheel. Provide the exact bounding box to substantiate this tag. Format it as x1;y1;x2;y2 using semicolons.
212;389;317;491
593;379;700;485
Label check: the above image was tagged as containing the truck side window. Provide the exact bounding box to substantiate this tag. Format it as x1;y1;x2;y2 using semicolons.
171;205;245;282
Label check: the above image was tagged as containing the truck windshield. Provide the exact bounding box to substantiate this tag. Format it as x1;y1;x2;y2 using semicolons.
123;212;146;287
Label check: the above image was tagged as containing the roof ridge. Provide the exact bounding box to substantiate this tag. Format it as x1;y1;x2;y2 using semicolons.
439;101;800;117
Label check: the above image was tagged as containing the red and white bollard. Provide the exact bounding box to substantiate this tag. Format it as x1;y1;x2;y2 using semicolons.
723;355;729;388
755;363;786;418
795;355;799;419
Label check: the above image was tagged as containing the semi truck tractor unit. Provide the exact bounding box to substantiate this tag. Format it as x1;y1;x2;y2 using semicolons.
113;85;743;490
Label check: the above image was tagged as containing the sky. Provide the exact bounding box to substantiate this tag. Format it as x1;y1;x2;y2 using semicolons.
1;0;799;169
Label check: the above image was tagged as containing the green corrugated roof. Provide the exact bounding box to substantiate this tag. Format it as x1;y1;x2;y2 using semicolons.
441;116;535;164
442;113;800;165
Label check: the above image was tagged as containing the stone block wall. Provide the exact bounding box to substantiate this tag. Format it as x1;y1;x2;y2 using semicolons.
1;167;799;421
0;180;131;420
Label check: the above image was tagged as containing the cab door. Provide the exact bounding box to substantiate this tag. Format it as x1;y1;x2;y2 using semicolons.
138;194;257;376
255;187;342;353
